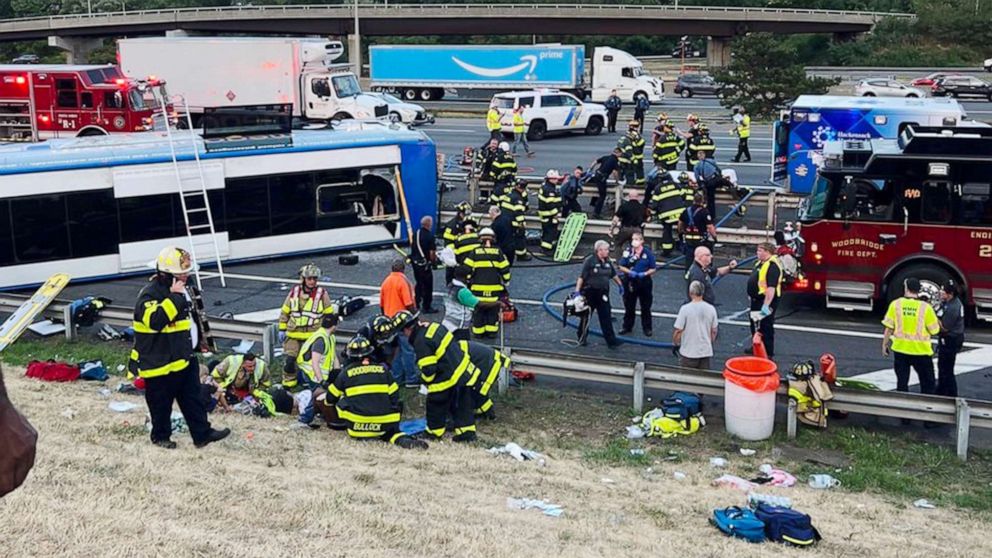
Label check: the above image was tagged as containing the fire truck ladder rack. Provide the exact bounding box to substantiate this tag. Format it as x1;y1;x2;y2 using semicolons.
158;95;226;289
0;99;35;142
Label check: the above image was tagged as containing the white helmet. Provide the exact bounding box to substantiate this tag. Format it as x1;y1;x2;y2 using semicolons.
498;141;510;152
479;227;496;239
545;169;561;180
153;246;196;275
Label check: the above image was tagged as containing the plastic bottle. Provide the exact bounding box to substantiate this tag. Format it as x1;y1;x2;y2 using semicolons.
748;492;792;509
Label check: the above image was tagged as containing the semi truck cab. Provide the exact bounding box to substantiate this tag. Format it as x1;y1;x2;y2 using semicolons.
590;47;664;103
305;68;388;121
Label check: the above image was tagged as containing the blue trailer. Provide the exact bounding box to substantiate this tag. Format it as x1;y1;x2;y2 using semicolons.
369;44;586;101
772;95;967;195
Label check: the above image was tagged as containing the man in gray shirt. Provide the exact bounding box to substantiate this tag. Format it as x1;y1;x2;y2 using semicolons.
684;245;737;306
936;279;965;398
673;281;719;370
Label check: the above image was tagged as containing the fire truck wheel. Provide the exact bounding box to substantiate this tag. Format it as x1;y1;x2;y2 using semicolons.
886;263;955;311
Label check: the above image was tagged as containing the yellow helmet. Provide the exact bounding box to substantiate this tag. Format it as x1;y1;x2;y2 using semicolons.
628;120;640;129
155;246;195;275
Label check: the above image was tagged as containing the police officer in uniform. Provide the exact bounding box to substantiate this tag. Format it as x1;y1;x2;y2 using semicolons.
936;280;965;398
604;89;622;133
589;148;623;219
575;240;624;349
326;336;428;449
278;263;335;388
747;243;783;358
465;228;511;339
400;312;478;442
538;169;563;254
501;179;530;262
131;246;229;449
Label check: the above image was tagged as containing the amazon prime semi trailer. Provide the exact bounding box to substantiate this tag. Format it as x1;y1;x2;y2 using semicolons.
368;44;663;102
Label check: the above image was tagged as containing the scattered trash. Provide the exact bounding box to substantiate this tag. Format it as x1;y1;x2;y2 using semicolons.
399;417;427;436
507;497;564;518
537;458;546;468
116;364;126;373
740;448;757;456
625;425;646;439
245;431;255;442
709;457;728;468
609;513;625;526
78;360;108;381
27;320;65;336
108;401;139;413
673;471;687;481
753;464;797;487
601;477;615;484
713;474;756;492
748;492;793;509
630;448;646;457
145;411;186;434
418;384;429;396
60;407;76;419
489;442;542;462
913;499;936;509
808;474;842;490
97;388;112;398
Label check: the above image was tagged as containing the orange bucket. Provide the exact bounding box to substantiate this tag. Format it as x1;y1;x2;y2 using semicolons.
723;357;780;393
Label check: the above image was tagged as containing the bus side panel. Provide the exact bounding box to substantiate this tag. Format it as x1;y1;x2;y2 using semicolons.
399;140;438;242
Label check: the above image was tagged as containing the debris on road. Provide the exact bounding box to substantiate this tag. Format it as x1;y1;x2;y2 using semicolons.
489;442;542;462
507;497;565;517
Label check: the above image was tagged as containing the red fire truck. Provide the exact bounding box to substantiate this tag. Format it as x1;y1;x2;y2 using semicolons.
789;125;992;321
0;64;166;142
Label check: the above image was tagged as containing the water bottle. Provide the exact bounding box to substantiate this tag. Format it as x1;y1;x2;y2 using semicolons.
748;492;792;509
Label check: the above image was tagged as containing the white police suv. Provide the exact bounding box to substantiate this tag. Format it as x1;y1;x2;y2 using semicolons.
491;89;607;141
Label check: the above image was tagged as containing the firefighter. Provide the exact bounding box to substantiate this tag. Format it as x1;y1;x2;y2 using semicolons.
686;123;716;172
652;122;683;176
486;102;502;139
648;170;689;257
351;314;398;366
617;120;646;190
278;263;335;388
538;169;563;254
210;352;272;406
325;336;428;450
465;227;511;339
475;138;501;184
490;142;517;206
678;193;717;269
453;220;482;269
501;179;530;262
132;246;229;449
465;340;510;419
680;114;701;170
733;107;751;162
399;312;478;442
443;201;473;247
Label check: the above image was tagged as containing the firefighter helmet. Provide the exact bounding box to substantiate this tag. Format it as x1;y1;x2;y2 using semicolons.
498;141;511;152
656;112;669;122
698;123;710;134
686;113;699;123
545;169;561;180
677;171;690;183
392;310;419;331
299;263;321;279
154;246;196;275
479;227;496;239
455;201;472;215
345;335;376;359
371;315;397;343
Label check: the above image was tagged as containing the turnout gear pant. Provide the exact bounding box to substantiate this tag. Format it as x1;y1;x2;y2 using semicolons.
473;362;502;416
622;277;653;334
660;221;677;255
144;360;212;444
426;386;476;440
540;217;559;253
734;137;751;162
937;335;963;398
413;263;434;311
513;228;528;258
282;338;303;387
893;352;936;395
623;162;644;188
472;296;500;337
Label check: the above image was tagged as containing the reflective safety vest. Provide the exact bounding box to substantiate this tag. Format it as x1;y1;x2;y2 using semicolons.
465;245;511;301
443;280;475;331
882;297;940;356
212;354;271;392
653;132;683;166
130;281;192;379
296;327;336;382
412;322;477;393
280;285;333;340
537;180;562;220
442;215;465;246
755;256;783;297
737;114;751;139
486;108;502;131
651;179;688;224
513;112;526;134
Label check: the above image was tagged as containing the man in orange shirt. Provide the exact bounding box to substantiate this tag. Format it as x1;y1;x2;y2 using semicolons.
379;259;419;387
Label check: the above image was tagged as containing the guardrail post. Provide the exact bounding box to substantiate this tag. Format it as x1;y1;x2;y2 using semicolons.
63;304;76;342
787;398;798;439
766;190;777;231
262;324;276;365
632;362;645;414
498;348;511;395
955;397;971;461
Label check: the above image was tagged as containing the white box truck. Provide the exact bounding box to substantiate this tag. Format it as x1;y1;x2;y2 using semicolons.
118;37;387;124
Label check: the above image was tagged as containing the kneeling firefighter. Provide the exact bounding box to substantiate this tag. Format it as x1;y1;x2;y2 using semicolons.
325;336;428;449
464;340;510;419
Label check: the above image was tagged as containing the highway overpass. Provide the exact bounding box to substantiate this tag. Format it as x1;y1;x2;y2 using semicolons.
0;3;912;68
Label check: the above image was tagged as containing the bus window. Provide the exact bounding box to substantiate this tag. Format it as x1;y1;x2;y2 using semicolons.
269;173;315;235
960;182;991;226
0;200;12;266
225;176;271;240
56;78;78;108
11;195;70;263
316;181;365;228
119;194;176;243
921;182;952;224
67;190;119;258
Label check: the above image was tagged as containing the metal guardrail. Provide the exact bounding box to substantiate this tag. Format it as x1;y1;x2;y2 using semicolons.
2;292;986;458
1;4;914;26
509;347;992;460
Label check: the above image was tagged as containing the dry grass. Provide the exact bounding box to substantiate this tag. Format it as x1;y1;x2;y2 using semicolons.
1;369;990;558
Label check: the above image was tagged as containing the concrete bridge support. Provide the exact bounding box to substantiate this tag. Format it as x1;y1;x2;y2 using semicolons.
706;36;732;68
47;36;103;64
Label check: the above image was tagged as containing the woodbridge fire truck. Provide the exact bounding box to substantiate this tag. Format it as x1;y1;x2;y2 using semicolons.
0;64;165;142
790;124;992;321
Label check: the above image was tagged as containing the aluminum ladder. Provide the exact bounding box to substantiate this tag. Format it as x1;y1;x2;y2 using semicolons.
157;95;226;288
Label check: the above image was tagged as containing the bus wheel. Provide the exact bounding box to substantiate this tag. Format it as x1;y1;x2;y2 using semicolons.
886;263;955;312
